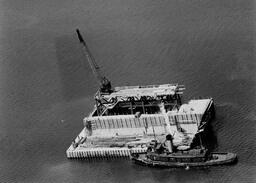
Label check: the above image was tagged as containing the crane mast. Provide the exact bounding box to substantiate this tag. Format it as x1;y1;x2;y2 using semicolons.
76;29;112;93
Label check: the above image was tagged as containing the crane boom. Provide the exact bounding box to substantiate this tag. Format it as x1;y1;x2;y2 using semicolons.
76;29;112;93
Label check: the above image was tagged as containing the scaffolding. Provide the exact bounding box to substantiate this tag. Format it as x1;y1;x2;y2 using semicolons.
93;84;185;116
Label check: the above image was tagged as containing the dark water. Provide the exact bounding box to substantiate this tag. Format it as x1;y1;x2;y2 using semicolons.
0;0;255;182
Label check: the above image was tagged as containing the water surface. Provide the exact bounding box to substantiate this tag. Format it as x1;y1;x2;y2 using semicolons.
0;0;255;182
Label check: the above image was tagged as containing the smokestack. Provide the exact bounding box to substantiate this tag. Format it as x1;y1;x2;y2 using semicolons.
166;134;174;153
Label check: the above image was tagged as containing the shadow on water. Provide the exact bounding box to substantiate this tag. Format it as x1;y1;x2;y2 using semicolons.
191;122;218;152
203;123;218;151
55;35;98;101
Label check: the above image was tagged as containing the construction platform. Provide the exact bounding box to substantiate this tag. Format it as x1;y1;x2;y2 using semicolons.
66;84;215;159
66;31;216;159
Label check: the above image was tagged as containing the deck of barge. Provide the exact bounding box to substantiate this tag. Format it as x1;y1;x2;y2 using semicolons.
66;98;214;159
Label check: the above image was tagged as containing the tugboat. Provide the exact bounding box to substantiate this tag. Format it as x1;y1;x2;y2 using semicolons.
130;134;237;168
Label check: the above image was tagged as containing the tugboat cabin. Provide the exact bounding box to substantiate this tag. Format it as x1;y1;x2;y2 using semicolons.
146;148;210;163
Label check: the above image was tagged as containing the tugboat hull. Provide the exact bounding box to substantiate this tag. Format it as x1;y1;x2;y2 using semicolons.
131;152;237;168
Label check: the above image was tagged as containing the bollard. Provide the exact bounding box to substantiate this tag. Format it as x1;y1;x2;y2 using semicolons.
101;150;105;159
100;150;103;158
120;150;123;157
98;150;101;158
117;150;120;157
113;150;116;158
95;150;98;158
97;150;100;158
99;150;102;158
109;150;112;159
110;150;113;158
85;151;88;159
125;149;129;156
92;150;95;158
104;150;107;158
89;150;92;158
103;150;107;158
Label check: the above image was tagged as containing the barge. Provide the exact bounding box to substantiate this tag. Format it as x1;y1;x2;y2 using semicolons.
66;30;215;159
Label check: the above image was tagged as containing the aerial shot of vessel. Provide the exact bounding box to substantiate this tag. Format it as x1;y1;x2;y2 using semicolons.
130;134;237;168
3;1;253;182
66;29;236;167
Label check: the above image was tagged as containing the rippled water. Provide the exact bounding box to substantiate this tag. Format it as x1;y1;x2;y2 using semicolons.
0;0;255;182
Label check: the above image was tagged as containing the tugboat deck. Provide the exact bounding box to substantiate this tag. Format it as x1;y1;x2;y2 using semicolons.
132;152;237;168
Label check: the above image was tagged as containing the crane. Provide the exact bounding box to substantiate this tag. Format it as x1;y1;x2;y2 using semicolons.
76;29;112;94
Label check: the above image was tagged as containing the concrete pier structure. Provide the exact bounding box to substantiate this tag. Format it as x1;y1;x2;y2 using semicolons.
68;33;216;159
66;84;215;159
